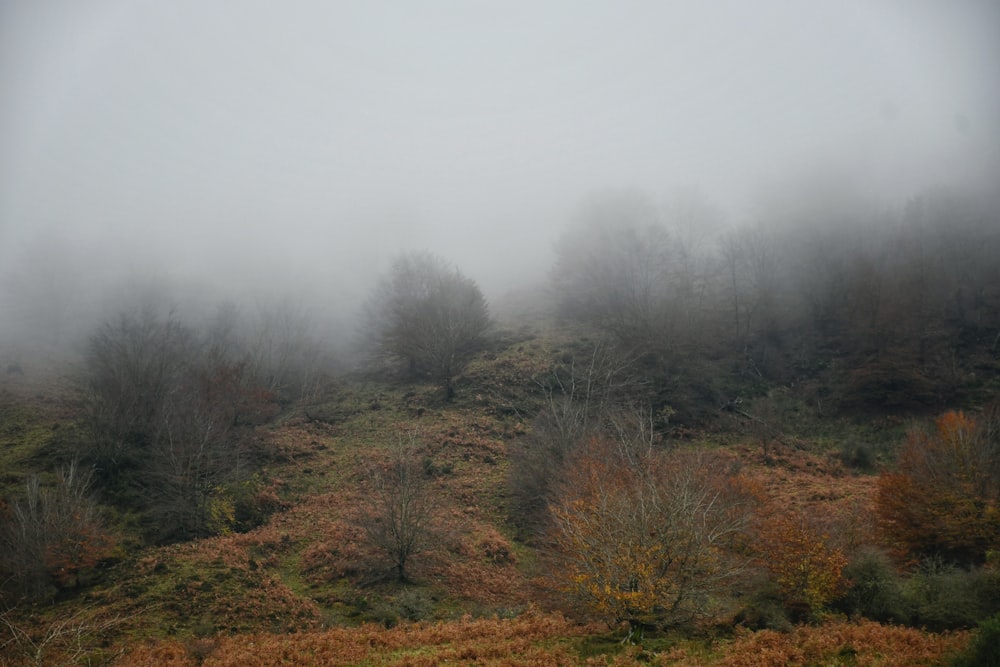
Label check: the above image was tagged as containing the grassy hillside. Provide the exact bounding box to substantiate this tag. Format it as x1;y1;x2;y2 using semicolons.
0;319;994;666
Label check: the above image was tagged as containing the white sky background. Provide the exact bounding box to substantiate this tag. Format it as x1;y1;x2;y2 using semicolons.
2;0;998;317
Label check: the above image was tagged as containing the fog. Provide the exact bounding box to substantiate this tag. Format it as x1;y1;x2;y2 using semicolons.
2;0;998;356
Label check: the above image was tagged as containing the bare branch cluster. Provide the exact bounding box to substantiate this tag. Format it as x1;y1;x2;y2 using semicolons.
0;462;113;600
507;341;658;539
362;433;438;581
546;444;753;630
0;604;138;666
80;307;278;542
364;252;490;400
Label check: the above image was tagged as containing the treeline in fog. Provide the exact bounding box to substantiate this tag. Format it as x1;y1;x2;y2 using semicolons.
550;184;1000;418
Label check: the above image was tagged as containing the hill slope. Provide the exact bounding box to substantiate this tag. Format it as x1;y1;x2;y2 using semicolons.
0;320;992;666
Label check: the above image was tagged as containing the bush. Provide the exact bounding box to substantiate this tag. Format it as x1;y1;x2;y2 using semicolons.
226;474;287;533
363;590;437;628
837;442;876;472
952;612;1000;667
546;444;754;630
393;587;437;622
755;508;848;615
903;560;1000;631
0;463;115;599
363;251;490;400
734;588;793;632
876;410;1000;566
836;548;909;623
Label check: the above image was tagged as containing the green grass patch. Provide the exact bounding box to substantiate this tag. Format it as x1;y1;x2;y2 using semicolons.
0;399;64;496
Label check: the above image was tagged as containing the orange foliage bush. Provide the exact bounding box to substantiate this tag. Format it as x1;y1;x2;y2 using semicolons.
546;441;754;629
754;509;848;613
45;513;116;588
877;409;1000;564
737;450;862;615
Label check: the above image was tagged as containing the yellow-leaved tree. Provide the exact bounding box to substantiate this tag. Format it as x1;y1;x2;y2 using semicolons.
756;509;848;614
545;440;754;631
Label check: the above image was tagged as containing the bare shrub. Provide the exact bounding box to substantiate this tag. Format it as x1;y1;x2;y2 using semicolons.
545;442;753;631
0;462;114;600
361;434;438;582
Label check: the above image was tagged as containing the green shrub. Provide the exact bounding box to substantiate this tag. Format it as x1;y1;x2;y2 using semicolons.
972;569;1000;618
365;588;437;628
952;612;1000;667
904;560;1000;631
836;548;909;623
226;474;286;533
368;604;399;628
393;587;436;621
735;589;792;632
837;442;876;472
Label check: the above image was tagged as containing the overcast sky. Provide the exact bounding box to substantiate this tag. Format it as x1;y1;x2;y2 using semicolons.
2;0;998;310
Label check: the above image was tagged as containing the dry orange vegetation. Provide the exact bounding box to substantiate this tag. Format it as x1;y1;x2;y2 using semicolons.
877;409;1000;565
110;616;967;667
2;348;989;666
115;610;589;667
13;414;974;667
732;442;879;552
667;620;969;667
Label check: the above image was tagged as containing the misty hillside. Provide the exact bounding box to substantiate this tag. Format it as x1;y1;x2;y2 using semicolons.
2;182;1000;664
3;2;1000;665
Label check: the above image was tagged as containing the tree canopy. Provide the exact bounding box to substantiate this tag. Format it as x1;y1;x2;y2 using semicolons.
365;252;490;399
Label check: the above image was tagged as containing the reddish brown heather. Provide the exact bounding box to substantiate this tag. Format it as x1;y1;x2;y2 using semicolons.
114;610;586;666
111;617;968;667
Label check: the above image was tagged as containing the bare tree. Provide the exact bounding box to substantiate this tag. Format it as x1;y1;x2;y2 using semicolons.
144;368;243;540
362;434;437;582
364;252;490;400
546;443;753;632
718;229;749;346
80;308;275;542
660;188;726;348
0;463;113;600
246;300;329;402
82;307;194;480
506;342;641;538
552;192;676;348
